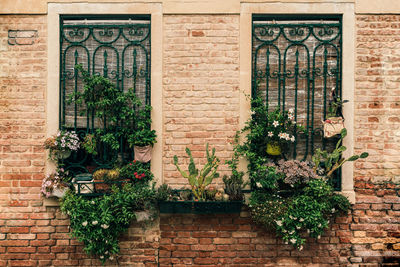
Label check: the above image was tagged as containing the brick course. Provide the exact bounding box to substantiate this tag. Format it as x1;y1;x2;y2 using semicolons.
163;15;240;187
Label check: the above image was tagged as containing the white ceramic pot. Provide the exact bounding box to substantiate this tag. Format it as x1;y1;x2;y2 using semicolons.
51;187;69;198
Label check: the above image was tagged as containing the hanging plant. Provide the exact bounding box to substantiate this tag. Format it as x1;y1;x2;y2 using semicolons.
60;183;157;264
239;97;368;250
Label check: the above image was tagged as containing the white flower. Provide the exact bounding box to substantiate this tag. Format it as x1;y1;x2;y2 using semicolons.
268;131;273;137
306;229;310;234
290;136;295;142
299;218;304;222
276;220;282;227
299;245;303;251
288;114;294;121
100;256;104;259
290;238;297;244
91;201;95;204
272;120;279;127
109;256;114;260
256;182;262;188
105;251;109;255
331;208;336;213
92;221;98;225
288;108;294;114
317;235;321;239
296;226;301;230
101;224;109;229
82;221;88;227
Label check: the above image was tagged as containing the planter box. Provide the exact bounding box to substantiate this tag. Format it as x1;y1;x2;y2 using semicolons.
159;201;243;214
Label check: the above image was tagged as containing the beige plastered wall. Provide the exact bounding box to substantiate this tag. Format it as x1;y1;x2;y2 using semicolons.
46;2;163;190
4;0;400;15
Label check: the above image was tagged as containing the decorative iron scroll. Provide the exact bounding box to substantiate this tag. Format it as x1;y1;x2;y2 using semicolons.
59;16;151;175
252;17;342;189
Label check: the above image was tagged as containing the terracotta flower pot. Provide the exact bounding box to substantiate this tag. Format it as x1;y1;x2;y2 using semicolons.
134;145;152;163
323;117;344;138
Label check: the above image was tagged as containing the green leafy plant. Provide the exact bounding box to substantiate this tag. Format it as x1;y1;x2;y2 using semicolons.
223;133;247;201
82;133;98;155
70;64;156;154
61;183;157;264
243;97;305;150
239;94;366;250
120;160;153;184
127;105;157;147
155;184;175;201
249;178;351;250
326;95;348;118
173;144;220;201
312;128;369;177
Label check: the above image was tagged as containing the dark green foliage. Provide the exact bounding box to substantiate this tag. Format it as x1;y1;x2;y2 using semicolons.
69;65;156;154
249;178;351;249
223;133;247;201
60;183;156;263
119;160;153;184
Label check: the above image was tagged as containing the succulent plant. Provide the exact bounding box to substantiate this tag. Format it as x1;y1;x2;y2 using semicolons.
179;190;192;201
173;144;220;201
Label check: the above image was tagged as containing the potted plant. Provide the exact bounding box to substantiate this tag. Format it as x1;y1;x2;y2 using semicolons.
242;129;368;249
41;168;71;198
119;160;154;184
71;64;157;164
244;97;304;157
323;88;348;138
128;105;157;163
44;130;80;160
158;144;243;214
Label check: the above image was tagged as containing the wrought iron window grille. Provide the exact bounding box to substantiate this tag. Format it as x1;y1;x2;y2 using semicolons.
252;15;342;190
59;15;151;176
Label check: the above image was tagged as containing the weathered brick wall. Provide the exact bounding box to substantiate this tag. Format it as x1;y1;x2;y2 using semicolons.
1;12;400;267
159;211;352;267
351;15;400;265
163;15;240;187
0;16;159;267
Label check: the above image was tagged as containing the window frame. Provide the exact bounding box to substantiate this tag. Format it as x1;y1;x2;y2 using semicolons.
240;2;356;203
46;3;163;192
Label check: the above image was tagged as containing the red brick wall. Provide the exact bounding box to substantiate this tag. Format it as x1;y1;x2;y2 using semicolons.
0;13;400;267
159;211;352;267
351;15;400;266
163;15;240;187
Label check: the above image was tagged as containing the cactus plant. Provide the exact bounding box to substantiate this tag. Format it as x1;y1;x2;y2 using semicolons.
173;144;220;201
312;128;368;177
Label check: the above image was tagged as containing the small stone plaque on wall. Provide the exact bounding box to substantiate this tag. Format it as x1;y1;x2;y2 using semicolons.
8;30;38;45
